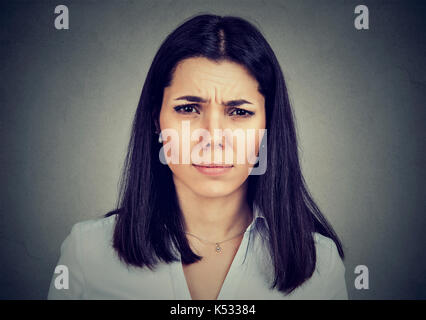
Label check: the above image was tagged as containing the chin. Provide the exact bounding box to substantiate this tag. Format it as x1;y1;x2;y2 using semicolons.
190;183;238;198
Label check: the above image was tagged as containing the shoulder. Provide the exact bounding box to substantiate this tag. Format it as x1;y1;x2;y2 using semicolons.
60;215;125;285
313;232;340;261
48;215;117;299
309;232;348;299
50;214;173;299
66;214;117;256
312;232;344;277
70;214;116;234
285;232;348;299
56;215;118;271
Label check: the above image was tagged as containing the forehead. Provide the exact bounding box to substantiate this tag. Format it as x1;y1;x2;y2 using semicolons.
166;57;261;98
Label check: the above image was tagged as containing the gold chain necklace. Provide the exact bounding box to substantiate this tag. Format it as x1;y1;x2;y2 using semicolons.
184;230;246;253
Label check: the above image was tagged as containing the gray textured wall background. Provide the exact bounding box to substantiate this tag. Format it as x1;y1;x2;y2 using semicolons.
0;0;425;299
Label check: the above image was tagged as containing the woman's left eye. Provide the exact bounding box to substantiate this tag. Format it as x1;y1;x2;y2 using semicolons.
229;108;254;117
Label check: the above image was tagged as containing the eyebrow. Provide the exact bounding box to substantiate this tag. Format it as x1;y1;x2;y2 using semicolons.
174;95;253;107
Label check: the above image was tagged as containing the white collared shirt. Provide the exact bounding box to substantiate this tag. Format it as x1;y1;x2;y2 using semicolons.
47;206;348;299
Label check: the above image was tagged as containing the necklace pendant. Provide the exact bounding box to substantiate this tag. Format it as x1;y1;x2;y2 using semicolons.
215;243;222;253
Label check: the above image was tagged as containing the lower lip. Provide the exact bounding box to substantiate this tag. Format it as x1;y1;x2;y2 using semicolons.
193;165;233;176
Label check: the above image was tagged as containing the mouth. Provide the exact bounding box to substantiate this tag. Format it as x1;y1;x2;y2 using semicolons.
192;164;234;168
192;163;234;176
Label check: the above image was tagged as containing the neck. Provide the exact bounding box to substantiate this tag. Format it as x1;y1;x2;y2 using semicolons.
173;177;253;242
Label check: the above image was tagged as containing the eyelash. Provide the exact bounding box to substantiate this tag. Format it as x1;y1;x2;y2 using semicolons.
173;104;255;118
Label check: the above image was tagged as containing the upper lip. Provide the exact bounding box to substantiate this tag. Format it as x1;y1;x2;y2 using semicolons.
192;164;233;167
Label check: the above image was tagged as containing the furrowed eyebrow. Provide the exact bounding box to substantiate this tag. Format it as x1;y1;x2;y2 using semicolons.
175;96;207;103
174;95;253;107
224;99;252;107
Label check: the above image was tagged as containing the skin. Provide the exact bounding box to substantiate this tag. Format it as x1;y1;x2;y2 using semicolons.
158;57;266;299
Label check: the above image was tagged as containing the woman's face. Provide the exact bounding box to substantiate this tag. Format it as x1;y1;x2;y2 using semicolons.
158;57;266;198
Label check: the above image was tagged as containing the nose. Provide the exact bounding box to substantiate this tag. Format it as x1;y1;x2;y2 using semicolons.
202;104;225;149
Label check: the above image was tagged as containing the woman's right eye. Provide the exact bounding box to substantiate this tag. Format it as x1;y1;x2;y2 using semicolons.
173;104;199;114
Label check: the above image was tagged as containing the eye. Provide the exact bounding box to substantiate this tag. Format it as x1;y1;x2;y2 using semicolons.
229;108;255;118
173;104;200;114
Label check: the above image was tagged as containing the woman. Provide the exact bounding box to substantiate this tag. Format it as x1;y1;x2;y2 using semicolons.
48;14;348;300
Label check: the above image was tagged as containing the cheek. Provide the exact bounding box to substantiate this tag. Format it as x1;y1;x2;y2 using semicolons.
168;163;191;179
158;111;184;162
237;128;265;165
